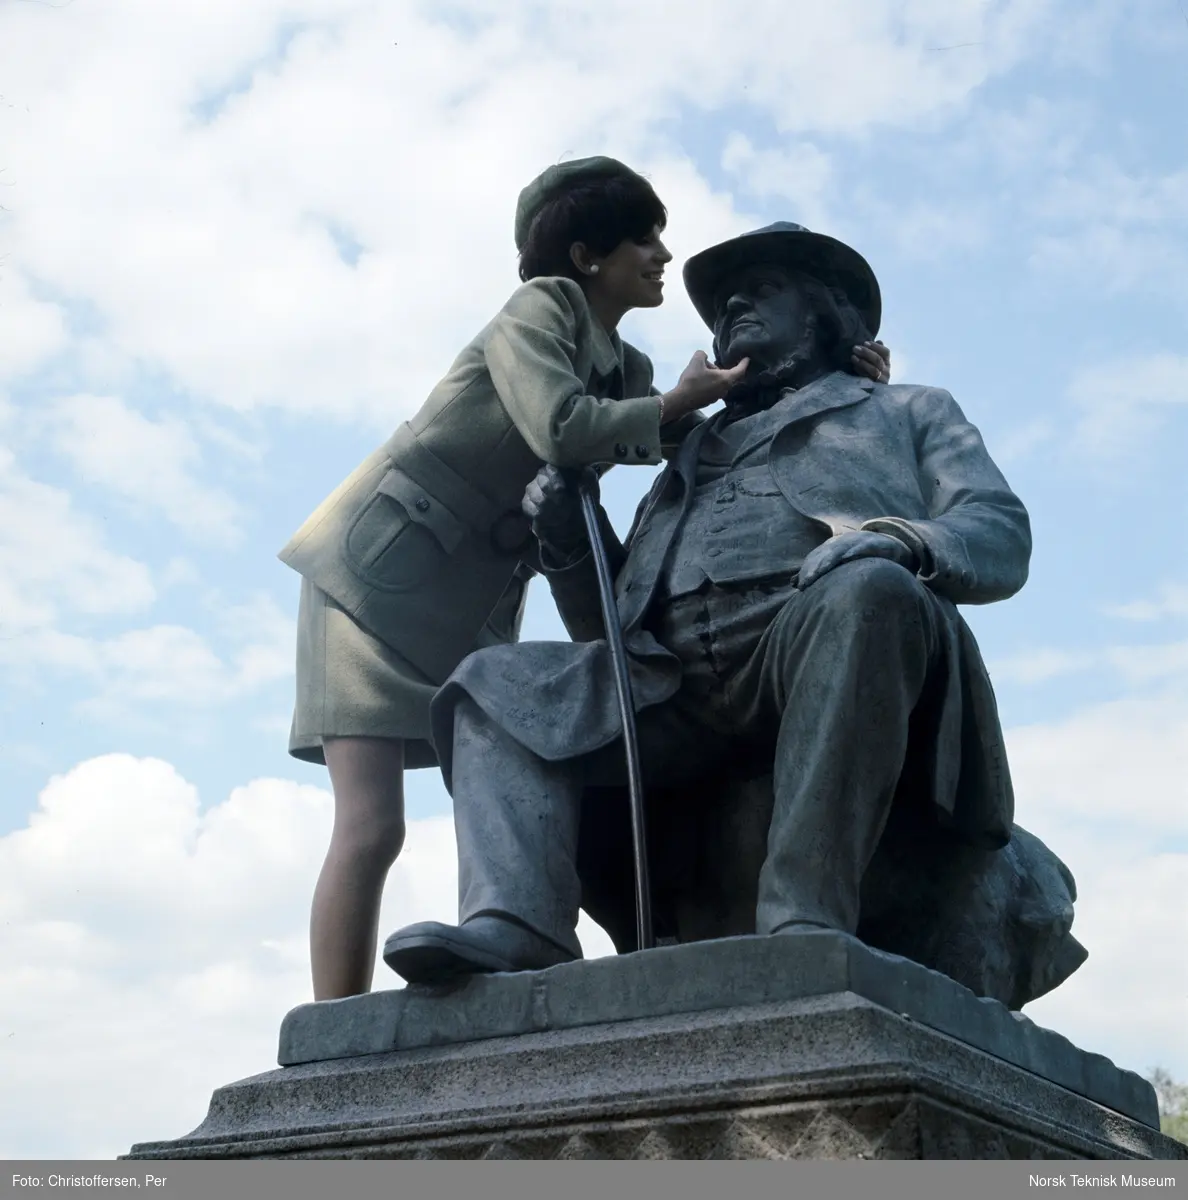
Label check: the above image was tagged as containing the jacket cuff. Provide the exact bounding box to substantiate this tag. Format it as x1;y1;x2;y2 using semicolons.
599;395;663;466
860;517;935;578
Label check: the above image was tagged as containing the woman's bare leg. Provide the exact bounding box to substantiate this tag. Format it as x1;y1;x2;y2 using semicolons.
310;736;407;1000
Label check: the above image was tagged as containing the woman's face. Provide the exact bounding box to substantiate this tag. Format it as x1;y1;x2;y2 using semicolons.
583;226;672;312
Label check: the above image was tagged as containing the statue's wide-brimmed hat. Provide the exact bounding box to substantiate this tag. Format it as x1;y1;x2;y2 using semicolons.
514;156;651;250
683;221;881;337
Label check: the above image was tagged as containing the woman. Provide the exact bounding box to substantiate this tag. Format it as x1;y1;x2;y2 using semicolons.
279;156;892;1000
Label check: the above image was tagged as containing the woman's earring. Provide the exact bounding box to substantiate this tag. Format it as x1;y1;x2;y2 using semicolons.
589;265;599;274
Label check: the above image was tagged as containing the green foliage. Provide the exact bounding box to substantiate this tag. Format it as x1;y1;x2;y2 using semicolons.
1148;1068;1188;1145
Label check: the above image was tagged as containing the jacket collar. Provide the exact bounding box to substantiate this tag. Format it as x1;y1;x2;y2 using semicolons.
710;369;874;433
588;320;625;383
568;280;625;382
769;369;874;425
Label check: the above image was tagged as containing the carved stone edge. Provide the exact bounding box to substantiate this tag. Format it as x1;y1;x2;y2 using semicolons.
123;995;1184;1161
275;931;1157;1126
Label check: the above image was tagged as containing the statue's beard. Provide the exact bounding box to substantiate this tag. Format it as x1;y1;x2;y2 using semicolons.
723;322;823;407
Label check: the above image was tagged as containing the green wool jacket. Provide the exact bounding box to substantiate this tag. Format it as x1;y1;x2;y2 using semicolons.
279;275;692;684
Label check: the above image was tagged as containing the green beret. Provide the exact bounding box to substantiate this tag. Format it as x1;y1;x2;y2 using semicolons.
514;156;648;250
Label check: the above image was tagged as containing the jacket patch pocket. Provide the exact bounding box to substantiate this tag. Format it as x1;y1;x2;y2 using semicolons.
344;467;466;592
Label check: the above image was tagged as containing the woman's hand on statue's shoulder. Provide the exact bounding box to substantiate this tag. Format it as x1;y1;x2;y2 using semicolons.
851;340;891;383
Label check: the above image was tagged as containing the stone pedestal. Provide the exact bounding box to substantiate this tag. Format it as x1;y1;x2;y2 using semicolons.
124;933;1185;1160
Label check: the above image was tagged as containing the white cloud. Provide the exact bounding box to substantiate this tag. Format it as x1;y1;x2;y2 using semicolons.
0;432;289;726
1030;162;1188;300
0;755;612;1158
0;0;1078;427
1107;641;1188;687
963;96;1092;176
160;556;202;590
0;756;337;1157
0;593;295;723
988;637;1188;689
721;134;833;229
0;270;68;382
991;416;1058;467
988;646;1098;686
880;200;989;261
73;625;258;714
1007;689;1188;838
932;584;1188;1082
1106;582;1188;623
216;593;297;692
45;393;242;545
1066;354;1188;457
1039;161;1188;231
1023;841;1188;1083
1005;681;1188;1080
0;447;155;635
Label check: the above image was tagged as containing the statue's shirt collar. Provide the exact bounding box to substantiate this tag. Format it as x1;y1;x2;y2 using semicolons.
722;370;874;424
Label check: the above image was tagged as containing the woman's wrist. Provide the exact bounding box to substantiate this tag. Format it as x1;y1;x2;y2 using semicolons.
658;386;689;425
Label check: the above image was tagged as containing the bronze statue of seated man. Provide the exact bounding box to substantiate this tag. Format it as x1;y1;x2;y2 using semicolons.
383;222;1086;1008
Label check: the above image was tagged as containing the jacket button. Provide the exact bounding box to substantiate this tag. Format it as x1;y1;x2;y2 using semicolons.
635;445;650;459
614;443;628;458
415;497;430;513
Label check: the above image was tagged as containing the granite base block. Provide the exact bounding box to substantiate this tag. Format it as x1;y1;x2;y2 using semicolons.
124;933;1186;1161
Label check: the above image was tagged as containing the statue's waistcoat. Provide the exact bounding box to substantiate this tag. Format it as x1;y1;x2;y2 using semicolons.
660;404;824;599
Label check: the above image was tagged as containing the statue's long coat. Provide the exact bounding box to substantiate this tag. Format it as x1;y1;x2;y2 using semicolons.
432;371;1032;850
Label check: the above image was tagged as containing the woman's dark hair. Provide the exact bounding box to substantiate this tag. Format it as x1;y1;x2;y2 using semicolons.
518;172;667;283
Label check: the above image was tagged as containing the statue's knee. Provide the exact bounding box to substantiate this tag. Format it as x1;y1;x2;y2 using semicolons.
823;556;922;616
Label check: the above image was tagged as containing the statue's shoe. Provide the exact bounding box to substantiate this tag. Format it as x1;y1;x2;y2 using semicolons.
383;915;576;985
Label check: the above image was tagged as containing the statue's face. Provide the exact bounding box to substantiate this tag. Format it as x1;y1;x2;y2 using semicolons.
711;264;812;371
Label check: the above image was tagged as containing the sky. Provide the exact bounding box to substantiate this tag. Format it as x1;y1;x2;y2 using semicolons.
0;0;1185;1160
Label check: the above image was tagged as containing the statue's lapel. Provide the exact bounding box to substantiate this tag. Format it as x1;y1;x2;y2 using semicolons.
768;373;877;528
772;371;874;427
674;408;718;482
628;415;713;565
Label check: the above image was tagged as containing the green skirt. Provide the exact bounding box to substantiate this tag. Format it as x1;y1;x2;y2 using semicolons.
288;573;527;770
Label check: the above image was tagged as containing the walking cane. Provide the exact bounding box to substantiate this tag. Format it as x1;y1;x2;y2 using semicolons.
574;469;655;953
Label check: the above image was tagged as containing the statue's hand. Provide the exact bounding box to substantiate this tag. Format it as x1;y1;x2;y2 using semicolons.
850;340;891;383
797;530;917;590
522;464;594;558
